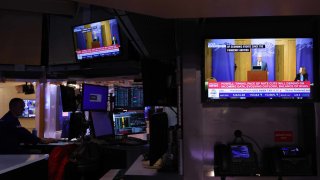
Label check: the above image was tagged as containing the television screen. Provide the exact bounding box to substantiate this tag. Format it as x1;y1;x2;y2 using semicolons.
203;38;314;101
114;86;129;108
130;86;144;108
73;18;121;61
231;145;250;159
112;112;146;135
82;84;108;111
21;99;36;118
280;146;302;157
114;86;144;109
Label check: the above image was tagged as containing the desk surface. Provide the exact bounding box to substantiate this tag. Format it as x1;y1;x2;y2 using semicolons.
125;155;182;180
0;154;49;174
125;155;158;176
38;141;76;146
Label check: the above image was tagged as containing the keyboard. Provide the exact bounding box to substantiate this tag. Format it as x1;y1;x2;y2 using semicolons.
92;137;147;146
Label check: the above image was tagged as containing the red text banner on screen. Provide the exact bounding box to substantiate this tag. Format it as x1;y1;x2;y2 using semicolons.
76;45;120;60
208;81;310;98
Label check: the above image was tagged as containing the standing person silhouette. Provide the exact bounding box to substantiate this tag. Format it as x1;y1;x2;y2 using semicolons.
294;67;308;81
256;53;268;71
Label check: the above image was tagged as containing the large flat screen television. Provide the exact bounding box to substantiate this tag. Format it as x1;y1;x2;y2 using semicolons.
73;18;121;61
203;38;315;102
82;84;108;111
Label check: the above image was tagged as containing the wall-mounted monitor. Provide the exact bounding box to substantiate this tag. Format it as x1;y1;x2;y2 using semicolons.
73;18;121;61
203;38;315;102
82;84;108;111
21;99;36;118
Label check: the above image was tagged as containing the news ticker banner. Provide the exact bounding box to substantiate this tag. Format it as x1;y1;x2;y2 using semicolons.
207;43;266;52
208;81;310;98
76;45;120;60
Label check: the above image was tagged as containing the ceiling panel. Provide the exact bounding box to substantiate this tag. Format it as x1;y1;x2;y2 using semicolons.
72;0;320;18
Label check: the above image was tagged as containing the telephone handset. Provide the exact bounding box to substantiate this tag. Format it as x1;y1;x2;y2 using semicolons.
214;143;259;176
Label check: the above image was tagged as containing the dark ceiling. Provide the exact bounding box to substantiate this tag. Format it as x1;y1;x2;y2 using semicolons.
2;0;320;18
1;0;320;80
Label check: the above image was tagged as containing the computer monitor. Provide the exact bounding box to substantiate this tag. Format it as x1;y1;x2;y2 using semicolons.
68;112;86;140
114;86;129;108
114;86;144;110
112;112;146;135
60;85;77;112
91;111;114;138
82;84;108;111
149;112;169;166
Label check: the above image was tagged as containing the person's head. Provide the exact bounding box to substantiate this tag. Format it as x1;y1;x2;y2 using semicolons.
9;98;25;117
299;67;307;75
257;53;262;62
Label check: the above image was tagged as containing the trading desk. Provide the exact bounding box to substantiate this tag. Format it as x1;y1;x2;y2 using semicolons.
0;154;48;179
22;141;78;154
99;143;149;170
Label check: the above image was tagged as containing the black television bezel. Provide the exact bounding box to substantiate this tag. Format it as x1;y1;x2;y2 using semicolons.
81;83;109;111
72;17;128;63
201;36;319;105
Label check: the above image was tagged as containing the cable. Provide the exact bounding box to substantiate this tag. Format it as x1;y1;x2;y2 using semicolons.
242;134;263;153
233;130;263;153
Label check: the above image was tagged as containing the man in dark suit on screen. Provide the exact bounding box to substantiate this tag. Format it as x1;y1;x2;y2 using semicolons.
255;53;268;71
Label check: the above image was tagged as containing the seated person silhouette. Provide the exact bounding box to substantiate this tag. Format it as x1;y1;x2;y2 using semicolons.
294;67;308;81
0;98;56;153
